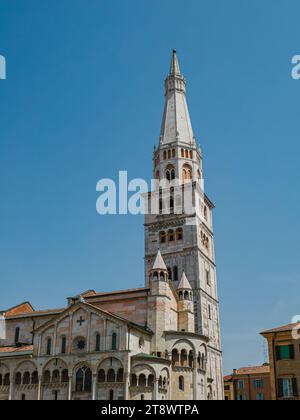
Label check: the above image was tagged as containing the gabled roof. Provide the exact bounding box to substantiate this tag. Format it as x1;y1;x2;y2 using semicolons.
0;345;33;357
177;272;192;290
152;250;167;271
233;365;270;376
33;301;152;336
1;302;34;317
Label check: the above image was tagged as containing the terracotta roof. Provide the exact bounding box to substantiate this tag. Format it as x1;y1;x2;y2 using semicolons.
86;287;149;299
0;345;33;354
261;323;298;335
234;365;270;376
5;308;65;319
224;375;233;382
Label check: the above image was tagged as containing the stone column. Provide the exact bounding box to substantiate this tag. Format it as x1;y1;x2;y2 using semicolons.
37;376;42;400
92;375;97;401
68;375;72;401
153;379;159;400
8;374;13;401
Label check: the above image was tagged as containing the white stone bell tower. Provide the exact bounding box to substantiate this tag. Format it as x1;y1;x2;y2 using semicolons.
144;50;223;400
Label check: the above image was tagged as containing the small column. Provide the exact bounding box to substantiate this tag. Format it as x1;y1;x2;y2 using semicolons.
68;375;72;401
153;379;159;400
92;375;97;401
8;374;13;401
37;376;42;400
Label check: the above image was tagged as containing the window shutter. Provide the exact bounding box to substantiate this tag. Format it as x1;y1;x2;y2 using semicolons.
277;379;284;398
275;346;281;361
292;378;298;397
289;345;295;360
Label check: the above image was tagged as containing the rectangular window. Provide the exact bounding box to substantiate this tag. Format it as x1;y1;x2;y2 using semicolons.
206;270;210;286
276;345;294;360
253;379;264;389
238;380;244;390
256;393;265;400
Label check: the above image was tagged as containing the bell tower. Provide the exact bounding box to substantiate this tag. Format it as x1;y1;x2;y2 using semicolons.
144;50;223;399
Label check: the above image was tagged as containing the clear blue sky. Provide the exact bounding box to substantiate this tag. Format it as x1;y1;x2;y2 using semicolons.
0;0;299;374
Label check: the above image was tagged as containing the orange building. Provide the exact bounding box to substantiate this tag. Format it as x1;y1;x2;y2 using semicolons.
261;323;300;400
224;364;271;400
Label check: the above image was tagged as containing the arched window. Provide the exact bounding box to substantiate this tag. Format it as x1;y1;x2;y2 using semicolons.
182;165;192;183
46;338;52;356
172;149;176;158
185;150;189;158
189;150;193;159
61;336;67;354
107;369;116;383
148;375;154;388
181;149;184;158
166;170;171;181
131;374;137;387
54;391;58;401
141;394;145;400
181;349;188;367
167;267;172;281
95;334;101;352
4;374;10;386
15;372;22;385
52;370;60;383
163;151;167;160
117;368;124;383
75;367;92;393
62;369;69;383
168;150;171;159
179;376;184;391
168;230;175;242
23;372;30;385
21;394;26;401
139;374;146;387
109;389;114;401
43;370;50;384
172;349;179;366
32;371;38;385
173;266;178;282
176;228;183;241
189;351;194;368
160;231;166;244
171;169;175;180
111;333;117;351
98;369;106;383
184;291;189;300
15;327;20;344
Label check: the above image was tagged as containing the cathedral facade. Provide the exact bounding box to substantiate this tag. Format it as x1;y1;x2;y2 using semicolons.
0;51;223;401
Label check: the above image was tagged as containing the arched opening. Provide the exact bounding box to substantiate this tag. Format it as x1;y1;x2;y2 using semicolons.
15;372;22;385
46;338;52;356
75;367;92;393
148;375;154;388
61;336;67;354
173;266;178;282
182;164;192;183
62;369;69;383
111;333;117;351
184;291;189;300
95;334;101;352
176;228;183;241
131;374;137;387
181;349;188;367
54;391;58;401
14;327;20;344
181;149;184;158
52;370;60;384
139;374;146;387
4;373;9;386
167;267;172;281
23;372;30;385
31;371;38;385
98;369;106;383
43;370;50;384
21;394;26;401
172;149;176;158
172;349;179;366
168;230;175;242
141;394;145;400
179;376;184;391
107;369;116;383
188;351;194;368
159;231;166;244
117;368;124;383
109;389;114;401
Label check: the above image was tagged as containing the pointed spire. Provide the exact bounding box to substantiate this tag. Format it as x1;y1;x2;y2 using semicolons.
177;272;192;290
169;49;181;76
152;250;167;271
159;50;195;146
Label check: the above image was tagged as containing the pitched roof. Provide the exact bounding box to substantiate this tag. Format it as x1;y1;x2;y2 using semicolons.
233;365;270;376
261;323;298;335
0;345;33;355
177;272;192;290
152;250;167;271
5;308;65;320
